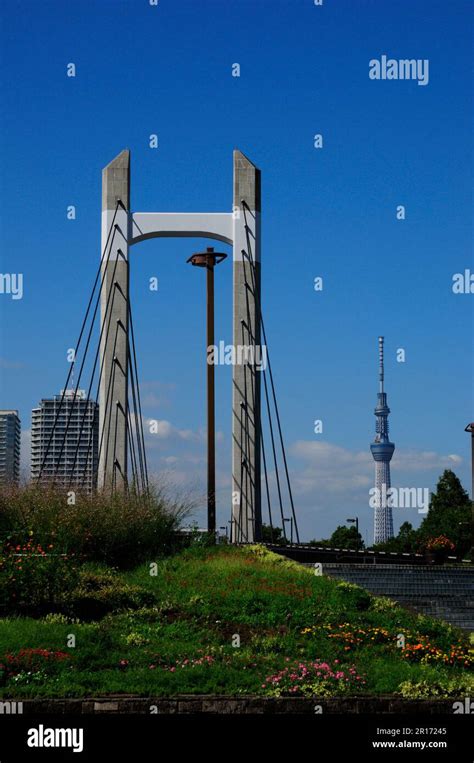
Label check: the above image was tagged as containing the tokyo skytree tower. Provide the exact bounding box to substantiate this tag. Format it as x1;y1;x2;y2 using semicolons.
370;337;395;544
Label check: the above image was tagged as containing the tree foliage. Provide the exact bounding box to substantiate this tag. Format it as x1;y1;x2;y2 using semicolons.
373;470;472;558
328;524;364;550
418;470;472;558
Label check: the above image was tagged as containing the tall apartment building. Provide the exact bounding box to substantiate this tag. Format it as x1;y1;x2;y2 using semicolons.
0;410;21;485
31;390;99;493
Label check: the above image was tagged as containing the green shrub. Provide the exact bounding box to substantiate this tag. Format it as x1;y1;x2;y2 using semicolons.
335;581;371;611
0;483;193;568
42;613;80;625
62;569;156;620
370;596;398;613
0;540;79;616
399;676;474;698
124;632;149;647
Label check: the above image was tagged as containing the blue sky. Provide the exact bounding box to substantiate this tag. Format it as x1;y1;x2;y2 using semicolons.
0;0;472;542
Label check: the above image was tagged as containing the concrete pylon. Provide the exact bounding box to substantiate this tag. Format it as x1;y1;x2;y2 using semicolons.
98;149;130;490
96;148;262;540
231;150;262;542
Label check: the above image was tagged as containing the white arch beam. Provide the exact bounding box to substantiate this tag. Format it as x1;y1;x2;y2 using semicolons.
130;212;233;247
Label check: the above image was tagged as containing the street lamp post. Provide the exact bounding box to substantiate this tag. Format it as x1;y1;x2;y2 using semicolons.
284;517;294;544
347;517;360;549
219;525;228;541
464;423;474;501
187;247;227;540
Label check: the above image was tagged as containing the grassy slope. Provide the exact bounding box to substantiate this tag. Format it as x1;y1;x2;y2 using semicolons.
0;545;472;698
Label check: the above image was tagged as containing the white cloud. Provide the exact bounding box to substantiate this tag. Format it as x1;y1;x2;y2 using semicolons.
145;418;201;442
289;440;372;495
139;381;176;410
163;455;178;465
391;449;463;472
144;418;224;446
287;440;464;507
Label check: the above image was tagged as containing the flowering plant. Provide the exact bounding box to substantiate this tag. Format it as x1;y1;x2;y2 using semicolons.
302;623;392;651
0;540;78;615
149;653;216;672
425;536;455;553
401;638;473;668
261;659;366;696
301;623;473;668
3;648;71;677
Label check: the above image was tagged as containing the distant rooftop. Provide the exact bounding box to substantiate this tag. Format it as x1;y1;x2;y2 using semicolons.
58;389;87;399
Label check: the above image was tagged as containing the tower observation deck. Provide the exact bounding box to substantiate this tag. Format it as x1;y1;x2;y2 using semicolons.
370;337;395;544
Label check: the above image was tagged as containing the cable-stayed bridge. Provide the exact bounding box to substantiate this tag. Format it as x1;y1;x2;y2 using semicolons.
37;149;299;545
